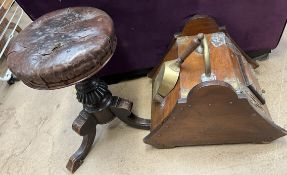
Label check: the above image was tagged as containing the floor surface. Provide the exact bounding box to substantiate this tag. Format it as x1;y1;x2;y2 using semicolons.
0;10;287;175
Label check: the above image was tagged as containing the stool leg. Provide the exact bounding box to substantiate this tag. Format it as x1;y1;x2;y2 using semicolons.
67;76;151;173
110;96;150;130
66;110;97;173
75;76;150;130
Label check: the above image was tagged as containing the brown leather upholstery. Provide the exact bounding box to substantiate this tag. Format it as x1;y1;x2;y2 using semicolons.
7;7;116;89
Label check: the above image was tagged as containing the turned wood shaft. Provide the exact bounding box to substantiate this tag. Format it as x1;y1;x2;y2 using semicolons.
176;33;203;65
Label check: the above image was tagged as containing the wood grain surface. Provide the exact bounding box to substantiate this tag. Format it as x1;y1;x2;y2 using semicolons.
146;31;286;148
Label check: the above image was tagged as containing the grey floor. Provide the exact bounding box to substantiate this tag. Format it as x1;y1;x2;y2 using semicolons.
0;6;287;175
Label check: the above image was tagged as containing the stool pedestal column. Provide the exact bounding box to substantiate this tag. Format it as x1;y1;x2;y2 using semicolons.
66;76;150;173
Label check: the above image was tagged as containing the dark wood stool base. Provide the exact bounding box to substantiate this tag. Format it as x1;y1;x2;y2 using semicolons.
66;76;150;173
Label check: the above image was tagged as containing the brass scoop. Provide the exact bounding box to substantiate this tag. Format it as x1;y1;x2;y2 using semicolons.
153;33;204;102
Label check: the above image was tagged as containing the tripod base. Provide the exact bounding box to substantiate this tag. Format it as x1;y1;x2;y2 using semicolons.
66;76;150;173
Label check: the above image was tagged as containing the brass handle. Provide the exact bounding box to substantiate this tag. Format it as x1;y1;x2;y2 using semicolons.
202;35;211;77
201;34;216;82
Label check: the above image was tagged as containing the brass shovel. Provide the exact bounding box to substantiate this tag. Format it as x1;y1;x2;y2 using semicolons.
153;33;204;102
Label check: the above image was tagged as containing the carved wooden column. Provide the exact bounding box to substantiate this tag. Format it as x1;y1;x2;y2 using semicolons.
66;76;150;173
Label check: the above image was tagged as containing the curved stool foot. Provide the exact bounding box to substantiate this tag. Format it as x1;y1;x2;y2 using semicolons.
66;111;97;173
110;96;151;130
66;128;96;173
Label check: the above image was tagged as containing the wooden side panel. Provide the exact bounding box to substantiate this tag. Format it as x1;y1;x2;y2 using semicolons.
145;81;286;148
150;42;179;129
151;82;180;129
147;31;285;147
151;32;257;129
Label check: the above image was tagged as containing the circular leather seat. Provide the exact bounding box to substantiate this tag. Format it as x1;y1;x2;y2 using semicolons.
7;7;116;89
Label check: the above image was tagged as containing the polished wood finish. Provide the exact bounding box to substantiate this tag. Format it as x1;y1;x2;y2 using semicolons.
110;96;150;130
148;15;221;78
221;28;259;69
145;32;286;148
181;15;220;35
66;110;97;173
148;15;258;79
147;15;220;78
145;81;286;148
67;76;150;173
